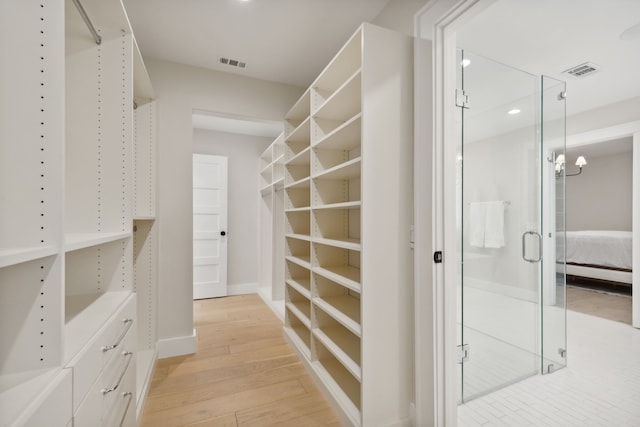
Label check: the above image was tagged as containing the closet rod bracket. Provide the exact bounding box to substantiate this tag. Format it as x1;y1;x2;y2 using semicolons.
71;0;102;45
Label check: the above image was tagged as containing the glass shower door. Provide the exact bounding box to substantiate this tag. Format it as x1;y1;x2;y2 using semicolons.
541;75;567;373
458;50;542;402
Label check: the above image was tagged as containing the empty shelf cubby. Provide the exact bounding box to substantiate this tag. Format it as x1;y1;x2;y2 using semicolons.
312;242;360;293
286;283;311;324
286;236;311;267
285;187;311;210
286;210;311;237
313;308;361;380
314;340;361;411
286;258;311;292
313;273;360;336
286;307;311;355
312;208;360;250
312;176;361;207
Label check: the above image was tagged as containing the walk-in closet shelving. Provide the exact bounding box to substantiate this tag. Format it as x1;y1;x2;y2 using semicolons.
1;0;157;425
258;134;286;319
0;1;68;425
132;72;158;418
281;23;413;426
64;0;140;425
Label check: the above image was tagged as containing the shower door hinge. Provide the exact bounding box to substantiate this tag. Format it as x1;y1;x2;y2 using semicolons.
456;89;470;108
457;344;470;364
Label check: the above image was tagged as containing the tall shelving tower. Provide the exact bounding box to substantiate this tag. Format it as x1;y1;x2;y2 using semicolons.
282;23;414;426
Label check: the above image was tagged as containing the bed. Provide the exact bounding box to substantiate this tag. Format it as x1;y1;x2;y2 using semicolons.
561;230;632;285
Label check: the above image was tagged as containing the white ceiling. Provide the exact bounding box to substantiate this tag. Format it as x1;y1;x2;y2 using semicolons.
456;0;640;118
122;0;640;137
122;0;390;88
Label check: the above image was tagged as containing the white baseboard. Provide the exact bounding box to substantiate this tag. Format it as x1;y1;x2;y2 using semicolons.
136;348;158;421
227;282;258;296
257;287;285;322
157;329;197;359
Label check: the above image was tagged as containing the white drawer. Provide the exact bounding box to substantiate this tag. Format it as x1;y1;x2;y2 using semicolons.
102;363;136;427
102;347;136;417
68;295;136;411
74;354;136;427
20;369;72;427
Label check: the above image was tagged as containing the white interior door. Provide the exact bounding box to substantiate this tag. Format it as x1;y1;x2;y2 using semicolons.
193;154;228;299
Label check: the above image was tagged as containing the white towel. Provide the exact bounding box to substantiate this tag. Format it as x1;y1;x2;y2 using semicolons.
469;202;485;248
484;201;505;248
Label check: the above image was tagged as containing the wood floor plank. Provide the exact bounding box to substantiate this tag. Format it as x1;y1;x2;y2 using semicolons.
183;413;238;427
152;343;295;379
235;391;336;426
140;294;341;427
141;379;307;426
144;359;306;411
567;286;632;324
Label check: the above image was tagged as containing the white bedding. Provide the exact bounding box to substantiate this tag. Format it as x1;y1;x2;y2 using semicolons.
564;230;632;270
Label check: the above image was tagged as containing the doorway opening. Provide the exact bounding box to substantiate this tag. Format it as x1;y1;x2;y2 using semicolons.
191;110;283;300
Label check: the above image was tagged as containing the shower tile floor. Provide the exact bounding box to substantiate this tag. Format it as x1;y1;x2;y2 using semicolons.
458;308;640;426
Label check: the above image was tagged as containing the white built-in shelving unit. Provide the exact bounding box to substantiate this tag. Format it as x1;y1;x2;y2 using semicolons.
1;1;157;426
132;60;158;419
258;134;286;319
281;23;414;427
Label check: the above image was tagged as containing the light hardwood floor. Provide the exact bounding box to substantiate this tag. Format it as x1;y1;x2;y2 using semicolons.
140;294;341;427
567;285;632;324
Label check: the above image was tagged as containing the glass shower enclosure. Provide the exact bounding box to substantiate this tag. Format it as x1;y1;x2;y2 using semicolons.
456;50;567;403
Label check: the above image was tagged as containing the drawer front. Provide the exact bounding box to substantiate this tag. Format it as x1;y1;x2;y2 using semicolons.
101;345;136;417
22;369;72;427
102;362;136;427
73;375;103;427
73;354;136;427
69;295;136;411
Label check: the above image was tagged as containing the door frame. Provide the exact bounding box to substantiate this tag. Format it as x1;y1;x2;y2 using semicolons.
566;121;640;330
413;1;499;425
415;1;640;425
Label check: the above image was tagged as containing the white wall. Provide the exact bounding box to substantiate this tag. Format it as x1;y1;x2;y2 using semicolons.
372;0;428;35
566;151;633;231
146;58;303;356
193;129;272;289
567;96;640;137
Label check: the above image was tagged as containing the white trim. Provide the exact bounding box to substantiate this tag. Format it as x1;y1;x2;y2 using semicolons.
157;329;197;358
413;35;435;427
135;348;158;422
257;286;285;322
227;282;259;295
566;120;640;329
414;1;496;426
634;132;640;328
567;120;640;148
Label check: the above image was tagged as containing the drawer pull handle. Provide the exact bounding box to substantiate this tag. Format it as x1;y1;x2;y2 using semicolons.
101;318;133;352
101;351;133;395
119;392;134;427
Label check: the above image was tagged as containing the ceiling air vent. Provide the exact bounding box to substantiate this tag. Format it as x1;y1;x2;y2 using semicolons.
562;62;600;78
219;57;246;69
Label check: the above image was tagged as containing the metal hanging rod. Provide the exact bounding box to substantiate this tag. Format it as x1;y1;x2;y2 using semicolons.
71;0;102;45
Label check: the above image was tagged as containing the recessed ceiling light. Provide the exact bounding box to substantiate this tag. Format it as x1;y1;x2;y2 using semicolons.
461;59;471;68
507;109;521;115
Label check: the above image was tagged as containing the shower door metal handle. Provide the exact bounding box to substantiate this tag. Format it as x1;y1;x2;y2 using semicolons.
522;231;542;263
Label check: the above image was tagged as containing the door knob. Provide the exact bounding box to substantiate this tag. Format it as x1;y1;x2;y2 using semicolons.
220;231;226;236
